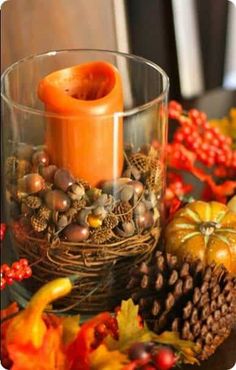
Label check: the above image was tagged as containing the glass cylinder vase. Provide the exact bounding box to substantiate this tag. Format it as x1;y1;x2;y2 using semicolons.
1;49;169;313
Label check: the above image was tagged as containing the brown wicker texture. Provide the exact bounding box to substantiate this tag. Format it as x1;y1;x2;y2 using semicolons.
13;223;160;313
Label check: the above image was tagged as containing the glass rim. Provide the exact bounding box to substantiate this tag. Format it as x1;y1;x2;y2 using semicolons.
1;48;169;118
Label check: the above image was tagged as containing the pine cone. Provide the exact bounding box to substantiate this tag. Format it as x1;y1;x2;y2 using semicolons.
90;226;113;244
72;198;86;211
146;171;162;193
103;213;119;229
24;195;42;209
37;205;51;220
128;251;236;361
31;214;48;232
114;201;133;223
129;153;149;173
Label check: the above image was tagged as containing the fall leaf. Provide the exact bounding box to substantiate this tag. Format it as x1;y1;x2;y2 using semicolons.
89;344;128;370
106;299;153;351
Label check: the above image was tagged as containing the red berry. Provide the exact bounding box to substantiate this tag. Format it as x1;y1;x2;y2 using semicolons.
0;264;11;274
1;277;6;290
14;272;24;281
12;261;21;271
153;347;177;370
19;258;29;267
5;277;14;285
23;266;32;278
128;342;151;361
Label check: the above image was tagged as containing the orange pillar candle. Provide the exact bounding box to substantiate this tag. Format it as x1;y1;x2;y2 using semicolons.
38;61;123;186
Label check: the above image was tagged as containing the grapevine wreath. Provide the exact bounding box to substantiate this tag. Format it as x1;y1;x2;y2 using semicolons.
1;101;236;370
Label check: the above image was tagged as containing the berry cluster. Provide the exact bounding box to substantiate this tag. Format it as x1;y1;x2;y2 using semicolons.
169;101;236;169
1;259;32;290
93;316;118;348
127;342;178;370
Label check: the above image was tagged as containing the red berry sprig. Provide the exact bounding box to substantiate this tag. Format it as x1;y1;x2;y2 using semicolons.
0;223;7;241
169;101;236;169
0;258;32;290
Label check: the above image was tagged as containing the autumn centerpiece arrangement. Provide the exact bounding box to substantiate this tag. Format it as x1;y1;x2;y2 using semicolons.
1;98;236;369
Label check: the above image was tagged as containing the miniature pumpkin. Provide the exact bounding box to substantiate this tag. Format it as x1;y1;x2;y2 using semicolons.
165;200;236;274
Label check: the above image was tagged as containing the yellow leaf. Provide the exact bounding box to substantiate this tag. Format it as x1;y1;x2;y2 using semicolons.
89;344;128;370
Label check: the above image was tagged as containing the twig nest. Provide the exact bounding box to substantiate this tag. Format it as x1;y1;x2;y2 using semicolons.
63;223;89;242
116;221;135;237
102;178;131;195
54;169;74;191
44;189;71;211
68;183;85;200
120;185;134;202
128;180;144;197
136;211;154;229
32;150;49;167
87;214;103;228
40;165;58;182
15;143;34;160
18;173;45;194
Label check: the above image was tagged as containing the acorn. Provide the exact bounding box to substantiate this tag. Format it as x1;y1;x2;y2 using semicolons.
18;173;45;194
136;211;154;229
116;221;135;237
128;180;144;197
15;143;34;160
68;183;85;200
120;185;134;202
44;189;71;212
40;165;58;182
54;169;74;192
64;223;89;242
77;208;91;226
32;150;49;167
93;206;107;220
87;214;103;228
102;178;131;195
134;202;147;216
57;215;69;229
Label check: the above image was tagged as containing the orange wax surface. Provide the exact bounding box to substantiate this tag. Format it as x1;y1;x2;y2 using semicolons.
38;61;123;186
